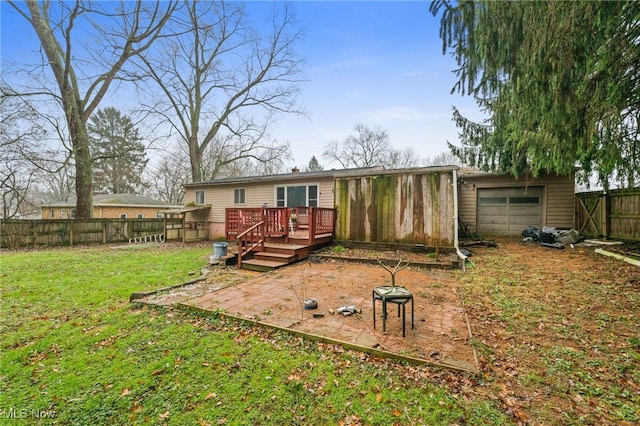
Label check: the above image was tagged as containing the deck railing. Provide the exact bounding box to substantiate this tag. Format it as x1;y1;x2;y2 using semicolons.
225;207;290;240
236;221;265;268
293;206;310;229
226;206;335;261
309;207;336;245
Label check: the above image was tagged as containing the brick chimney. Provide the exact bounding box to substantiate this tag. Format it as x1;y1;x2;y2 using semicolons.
292;167;300;173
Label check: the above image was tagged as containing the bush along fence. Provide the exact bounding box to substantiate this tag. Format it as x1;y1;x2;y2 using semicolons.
575;187;640;241
0;218;188;249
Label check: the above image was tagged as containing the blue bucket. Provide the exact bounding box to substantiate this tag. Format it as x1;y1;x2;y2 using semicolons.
213;242;228;258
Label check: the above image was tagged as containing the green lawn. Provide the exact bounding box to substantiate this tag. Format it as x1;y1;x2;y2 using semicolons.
0;244;507;425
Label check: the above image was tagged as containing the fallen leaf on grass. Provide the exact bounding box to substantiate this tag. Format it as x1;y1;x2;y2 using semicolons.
205;392;217;401
514;408;528;421
159;410;169;420
120;387;131;396
376;393;383;403
287;374;302;382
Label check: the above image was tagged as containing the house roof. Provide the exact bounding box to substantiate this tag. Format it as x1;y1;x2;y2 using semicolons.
184;165;460;187
40;193;180;208
457;167;576;179
158;205;211;215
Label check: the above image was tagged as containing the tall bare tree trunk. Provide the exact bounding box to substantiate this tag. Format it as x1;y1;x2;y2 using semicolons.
10;1;176;218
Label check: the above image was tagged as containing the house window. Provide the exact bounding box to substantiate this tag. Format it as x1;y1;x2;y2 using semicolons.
50;209;55;219
276;187;285;206
195;190;205;205
61;209;69;219
275;184;319;207
120;213;127;219
71;209;76;219
234;188;246;205
137;213;144;219
156;213;164;218
308;185;318;207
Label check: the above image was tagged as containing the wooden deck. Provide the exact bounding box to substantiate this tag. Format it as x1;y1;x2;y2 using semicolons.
225;207;336;270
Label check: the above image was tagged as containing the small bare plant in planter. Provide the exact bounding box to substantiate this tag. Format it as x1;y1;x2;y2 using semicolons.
377;258;410;288
291;269;310;324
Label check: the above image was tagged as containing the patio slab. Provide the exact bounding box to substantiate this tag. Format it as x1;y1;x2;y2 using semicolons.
172;260;478;373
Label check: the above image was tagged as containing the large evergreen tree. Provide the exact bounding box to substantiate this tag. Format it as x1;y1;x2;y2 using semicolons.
306;156;324;172
88;108;148;194
431;1;639;189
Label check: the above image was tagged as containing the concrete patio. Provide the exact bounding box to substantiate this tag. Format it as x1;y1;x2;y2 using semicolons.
134;259;478;373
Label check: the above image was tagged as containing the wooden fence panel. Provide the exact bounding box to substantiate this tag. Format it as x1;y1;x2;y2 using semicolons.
575;187;640;241
0;218;184;249
334;171;455;246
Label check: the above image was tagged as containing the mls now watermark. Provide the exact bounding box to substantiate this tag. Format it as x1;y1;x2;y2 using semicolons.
0;407;57;420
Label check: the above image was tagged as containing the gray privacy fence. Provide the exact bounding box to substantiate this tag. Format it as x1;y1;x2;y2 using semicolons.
0;218;185;249
575;187;640;241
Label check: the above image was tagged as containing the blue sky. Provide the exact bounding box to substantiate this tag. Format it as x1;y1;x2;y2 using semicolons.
1;1;481;169
272;1;481;168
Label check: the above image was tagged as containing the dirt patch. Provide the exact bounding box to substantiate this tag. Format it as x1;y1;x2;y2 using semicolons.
317;244;454;265
457;238;640;425
139;268;262;306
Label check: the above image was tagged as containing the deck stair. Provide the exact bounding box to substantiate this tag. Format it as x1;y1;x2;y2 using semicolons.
240;243;311;272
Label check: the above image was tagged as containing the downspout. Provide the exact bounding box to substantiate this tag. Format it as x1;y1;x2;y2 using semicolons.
452;169;468;271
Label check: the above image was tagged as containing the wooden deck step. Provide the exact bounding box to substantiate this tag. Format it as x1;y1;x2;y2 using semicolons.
241;259;288;272
263;243;307;255
254;251;296;263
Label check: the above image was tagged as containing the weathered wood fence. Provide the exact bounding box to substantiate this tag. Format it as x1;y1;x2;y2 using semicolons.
334;170;455;246
0;218;193;249
575;187;640;241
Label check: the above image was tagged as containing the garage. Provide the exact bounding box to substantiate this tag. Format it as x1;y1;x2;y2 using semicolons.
477;186;543;234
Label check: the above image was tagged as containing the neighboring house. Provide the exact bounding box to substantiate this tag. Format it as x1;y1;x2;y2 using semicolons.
183;166;577;242
40;194;181;219
457;169;576;236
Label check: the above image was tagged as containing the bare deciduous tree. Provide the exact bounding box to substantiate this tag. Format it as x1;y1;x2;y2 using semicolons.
135;1;303;182
144;144;190;205
323;124;422;169
323;124;391;168
387;147;421;169
0;85;46;218
7;1;177;218
425;151;462;167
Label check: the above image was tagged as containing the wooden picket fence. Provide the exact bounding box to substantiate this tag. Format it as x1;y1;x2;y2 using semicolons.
575;187;640;241
0;218;192;249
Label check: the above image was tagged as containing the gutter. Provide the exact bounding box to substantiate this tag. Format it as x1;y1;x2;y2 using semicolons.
452;169;468;272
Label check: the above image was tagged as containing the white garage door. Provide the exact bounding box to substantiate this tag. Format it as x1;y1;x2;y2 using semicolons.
477;187;543;234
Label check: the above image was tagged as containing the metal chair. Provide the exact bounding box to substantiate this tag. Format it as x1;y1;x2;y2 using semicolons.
372;259;414;337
